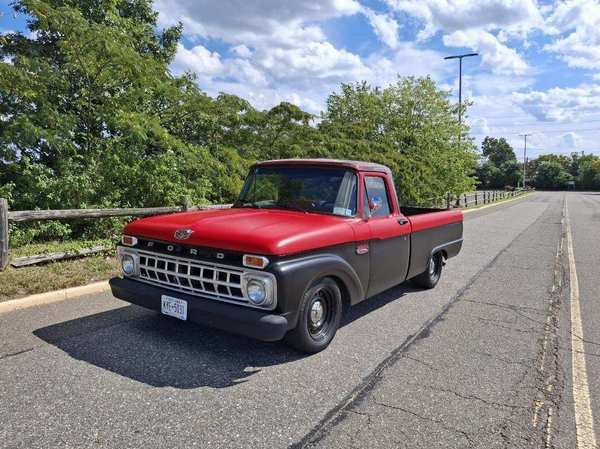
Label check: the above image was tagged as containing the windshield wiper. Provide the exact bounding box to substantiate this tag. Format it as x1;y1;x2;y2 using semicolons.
233;200;262;209
270;201;309;214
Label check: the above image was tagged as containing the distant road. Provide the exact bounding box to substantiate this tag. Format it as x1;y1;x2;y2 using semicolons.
1;192;598;449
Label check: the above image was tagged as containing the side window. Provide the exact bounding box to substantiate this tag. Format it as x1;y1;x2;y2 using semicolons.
364;176;391;217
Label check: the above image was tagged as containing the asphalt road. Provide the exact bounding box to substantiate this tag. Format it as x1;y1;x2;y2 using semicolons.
0;192;598;449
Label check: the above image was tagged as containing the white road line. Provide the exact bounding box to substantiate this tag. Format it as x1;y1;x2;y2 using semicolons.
565;198;597;449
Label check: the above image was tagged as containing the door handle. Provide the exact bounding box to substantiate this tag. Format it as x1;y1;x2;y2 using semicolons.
397;218;409;225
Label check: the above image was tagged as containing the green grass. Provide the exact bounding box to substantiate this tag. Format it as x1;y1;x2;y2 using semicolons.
11;238;115;258
1;239;120;302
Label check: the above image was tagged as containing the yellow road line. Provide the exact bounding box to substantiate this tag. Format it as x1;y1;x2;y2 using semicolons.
565;198;597;449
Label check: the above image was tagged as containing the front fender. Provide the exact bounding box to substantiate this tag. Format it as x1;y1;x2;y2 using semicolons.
269;253;365;329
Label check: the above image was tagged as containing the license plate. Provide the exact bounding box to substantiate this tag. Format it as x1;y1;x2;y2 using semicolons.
161;295;187;320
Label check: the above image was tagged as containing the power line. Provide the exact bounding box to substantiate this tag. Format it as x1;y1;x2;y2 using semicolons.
470;127;600;136
468;117;600;128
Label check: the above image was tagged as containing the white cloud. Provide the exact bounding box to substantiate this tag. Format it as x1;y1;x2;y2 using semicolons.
381;1;539;76
257;42;369;82
231;45;252;58
464;73;535;96
366;42;453;85
544;0;600;69
155;0;360;44
512;84;600;122
229;58;269;87
158;0;376;115
171;43;224;77
560;132;581;149
363;9;400;48
470;117;491;136
443;29;529;75
385;0;544;39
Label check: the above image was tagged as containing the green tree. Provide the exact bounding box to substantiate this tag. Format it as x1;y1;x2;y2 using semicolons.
319;78;478;205
476;137;521;189
481;137;516;167
0;0;218;241
535;161;573;190
500;160;522;188
577;160;600;190
475;162;503;189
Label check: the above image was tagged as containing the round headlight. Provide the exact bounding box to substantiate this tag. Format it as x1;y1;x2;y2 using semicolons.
247;279;266;304
121;255;135;276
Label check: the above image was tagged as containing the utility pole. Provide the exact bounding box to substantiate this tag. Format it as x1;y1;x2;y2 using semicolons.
444;53;478;142
519;134;531;189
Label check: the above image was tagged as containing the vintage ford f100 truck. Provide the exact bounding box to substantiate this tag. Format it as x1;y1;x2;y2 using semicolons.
110;159;463;352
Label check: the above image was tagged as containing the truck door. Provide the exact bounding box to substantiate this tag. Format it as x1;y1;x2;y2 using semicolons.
362;173;411;297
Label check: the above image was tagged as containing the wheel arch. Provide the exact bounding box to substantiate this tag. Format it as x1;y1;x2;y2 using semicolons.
327;274;352;314
270;253;365;328
430;238;463;260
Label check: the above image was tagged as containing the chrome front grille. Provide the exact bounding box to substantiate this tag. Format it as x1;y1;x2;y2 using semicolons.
137;250;246;303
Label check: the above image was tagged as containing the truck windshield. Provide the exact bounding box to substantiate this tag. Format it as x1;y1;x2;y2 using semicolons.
234;166;358;217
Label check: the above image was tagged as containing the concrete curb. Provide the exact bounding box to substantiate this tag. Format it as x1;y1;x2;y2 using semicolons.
0;280;111;315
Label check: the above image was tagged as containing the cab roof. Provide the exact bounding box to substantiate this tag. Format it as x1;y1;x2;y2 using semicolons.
254;158;392;174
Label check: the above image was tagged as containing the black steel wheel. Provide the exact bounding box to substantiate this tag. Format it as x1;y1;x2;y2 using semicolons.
285;277;342;353
412;252;443;289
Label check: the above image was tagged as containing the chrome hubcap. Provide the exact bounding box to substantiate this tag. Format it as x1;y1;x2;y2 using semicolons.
428;257;436;275
310;300;324;327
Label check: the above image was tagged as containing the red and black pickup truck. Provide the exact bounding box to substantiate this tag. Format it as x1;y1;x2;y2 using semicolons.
110;159;463;352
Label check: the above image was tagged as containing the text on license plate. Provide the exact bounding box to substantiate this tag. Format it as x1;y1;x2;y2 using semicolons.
161;295;188;320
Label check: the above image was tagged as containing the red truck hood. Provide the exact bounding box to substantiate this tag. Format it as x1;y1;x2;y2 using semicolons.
124;208;356;256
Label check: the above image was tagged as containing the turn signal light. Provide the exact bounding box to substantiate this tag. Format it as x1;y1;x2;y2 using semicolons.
243;254;269;269
122;235;138;246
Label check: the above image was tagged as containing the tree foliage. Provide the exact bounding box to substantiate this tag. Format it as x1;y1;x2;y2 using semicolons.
534;161;573;190
476;137;521;189
319;80;478;204
1;0;479;242
481;137;516;167
526;153;600;190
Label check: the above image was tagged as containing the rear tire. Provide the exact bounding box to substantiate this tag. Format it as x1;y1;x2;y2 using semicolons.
285;277;342;353
412;252;443;289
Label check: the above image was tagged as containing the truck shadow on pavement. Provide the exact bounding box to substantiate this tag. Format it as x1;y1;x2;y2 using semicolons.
33;283;417;389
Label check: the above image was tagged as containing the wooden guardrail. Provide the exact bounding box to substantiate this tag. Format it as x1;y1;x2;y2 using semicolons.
0;189;525;271
448;189;525;209
0;198;231;271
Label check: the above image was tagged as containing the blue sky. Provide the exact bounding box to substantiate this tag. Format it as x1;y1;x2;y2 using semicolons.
3;0;600;158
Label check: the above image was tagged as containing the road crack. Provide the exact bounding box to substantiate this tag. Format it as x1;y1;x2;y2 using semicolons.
372;400;476;448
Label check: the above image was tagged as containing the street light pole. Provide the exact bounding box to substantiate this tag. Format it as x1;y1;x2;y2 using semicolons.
444;53;478;141
519;133;531;189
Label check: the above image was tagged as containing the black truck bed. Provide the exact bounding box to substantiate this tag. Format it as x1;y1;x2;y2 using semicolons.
400;206;447;216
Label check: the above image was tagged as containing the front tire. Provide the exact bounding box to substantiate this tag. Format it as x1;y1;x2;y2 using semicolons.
285;277;342;353
412;252;443;289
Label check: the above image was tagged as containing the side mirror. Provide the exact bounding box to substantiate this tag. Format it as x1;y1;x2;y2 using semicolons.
369;196;383;213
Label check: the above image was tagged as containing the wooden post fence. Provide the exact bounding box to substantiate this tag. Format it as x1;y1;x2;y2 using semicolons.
0;198;9;271
0;198;232;271
0;189;528;271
